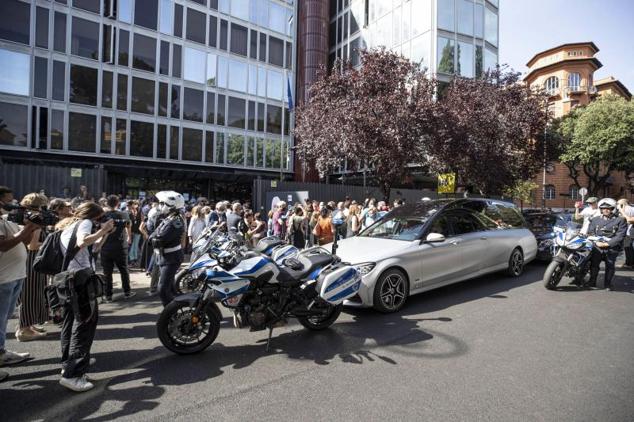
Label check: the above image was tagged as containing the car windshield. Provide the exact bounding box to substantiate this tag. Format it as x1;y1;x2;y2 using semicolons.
525;214;558;231
360;215;429;241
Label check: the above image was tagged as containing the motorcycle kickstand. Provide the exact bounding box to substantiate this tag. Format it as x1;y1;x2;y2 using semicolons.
265;326;274;352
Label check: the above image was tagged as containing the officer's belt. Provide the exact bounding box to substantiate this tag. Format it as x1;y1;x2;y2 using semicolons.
156;245;182;253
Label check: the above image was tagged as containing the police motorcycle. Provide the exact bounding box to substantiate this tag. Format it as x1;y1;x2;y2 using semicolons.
542;223;609;290
157;247;361;355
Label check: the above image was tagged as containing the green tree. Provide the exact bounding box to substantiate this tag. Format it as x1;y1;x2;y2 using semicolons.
503;180;539;210
558;95;634;195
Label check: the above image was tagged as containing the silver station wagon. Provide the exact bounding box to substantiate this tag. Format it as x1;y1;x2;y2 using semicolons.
331;199;537;313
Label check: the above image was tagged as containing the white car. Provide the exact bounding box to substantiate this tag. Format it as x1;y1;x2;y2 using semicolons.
330;199;537;313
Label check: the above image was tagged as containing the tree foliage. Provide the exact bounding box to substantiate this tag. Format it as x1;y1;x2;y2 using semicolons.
558;94;634;195
503;180;539;210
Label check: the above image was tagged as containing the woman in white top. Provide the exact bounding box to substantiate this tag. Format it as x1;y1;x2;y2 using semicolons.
56;202;114;392
187;205;206;245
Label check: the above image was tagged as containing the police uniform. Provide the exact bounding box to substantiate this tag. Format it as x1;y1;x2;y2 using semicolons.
149;212;185;305
587;213;627;289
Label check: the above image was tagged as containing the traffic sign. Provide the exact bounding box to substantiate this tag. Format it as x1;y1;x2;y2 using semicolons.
437;173;456;194
579;187;588;197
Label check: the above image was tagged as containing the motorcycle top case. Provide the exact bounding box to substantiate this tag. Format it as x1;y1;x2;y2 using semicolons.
317;263;362;305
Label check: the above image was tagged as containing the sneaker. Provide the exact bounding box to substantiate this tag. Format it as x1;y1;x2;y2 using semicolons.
124;291;137;299
0;370;8;382
59;375;94;392
32;325;46;333
15;327;46;342
61;357;96;376
0;350;30;366
101;296;113;304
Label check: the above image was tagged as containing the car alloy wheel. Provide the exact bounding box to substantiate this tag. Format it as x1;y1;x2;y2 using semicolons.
507;248;524;277
373;269;408;313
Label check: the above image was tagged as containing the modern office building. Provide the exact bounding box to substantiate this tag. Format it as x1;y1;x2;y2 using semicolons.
0;0;296;200
524;42;632;208
295;0;500;183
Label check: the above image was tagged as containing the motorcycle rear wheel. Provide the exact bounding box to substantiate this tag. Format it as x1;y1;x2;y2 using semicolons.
297;303;343;331
543;261;565;290
157;302;220;355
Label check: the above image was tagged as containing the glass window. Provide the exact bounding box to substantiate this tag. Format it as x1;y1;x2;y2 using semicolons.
52;61;65;101
173;44;182;78
217;56;228;88
484;47;496;73
160;41;170;75
115;118;126;154
70;65;98;106
36;7;49;49
189;0;205;5
217;94;226;125
209;16;217;47
257;0;268;26
544;76;559;94
247;100;255;131
269;36;284;67
246;136;255;166
102;70;113;107
265;139;281;169
157;124;167;158
210;0;218;10
285;42;292;69
0;0;30;45
231;23;248;56
183;87;204;122
171;85;181;118
269;2;286;34
101;116;111;153
117;74;128;111
135;0;158;30
266;104;282;134
283;108;291;136
227;134;245;165
186;8;206;44
182;128;203;161
259;33;266;62
228;60;248;92
54;12;67;53
227;97;246;128
485;7;498;46
257;102;264;131
457;0;473;36
248;65;257;95
544;185;556;201
174;3;183;37
102;24;113;63
37;107;47;149
133;33;157;72
118;0;132;23
33;57;47;99
68;112;96;152
457;41;474;78
51;109;64;149
73;0;99;13
158;82;168;116
0;102;28;147
220;19;228;51
131;77;155;115
130;120;154;157
215;132;225;164
183;47;206;84
159;0;173;34
438;0;454;31
256;138;264;167
437;37;455;74
231;0;249;21
118;29;130;66
169;126;179;159
267;70;283;100
568;72;581;89
411;32;431;68
250;30;257;59
488;0;499;7
205;131;214;162
206;54;217;86
258;68;266;97
206;92;215;124
219;0;230;14
72;17;100;59
475;45;483;78
474;3;484;38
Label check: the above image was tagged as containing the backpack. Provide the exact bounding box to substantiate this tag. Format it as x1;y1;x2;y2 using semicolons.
33;229;66;275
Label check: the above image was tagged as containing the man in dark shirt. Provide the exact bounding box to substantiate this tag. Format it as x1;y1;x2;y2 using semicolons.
100;195;135;301
226;202;243;232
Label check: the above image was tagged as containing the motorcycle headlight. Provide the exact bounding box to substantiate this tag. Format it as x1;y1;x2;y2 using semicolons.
191;267;206;279
567;241;583;251
355;263;376;276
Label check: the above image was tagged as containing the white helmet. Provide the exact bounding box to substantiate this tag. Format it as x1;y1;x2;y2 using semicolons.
598;198;617;210
156;191;185;214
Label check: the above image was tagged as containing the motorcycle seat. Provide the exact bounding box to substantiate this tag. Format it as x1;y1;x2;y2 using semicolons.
278;254;335;287
254;238;285;254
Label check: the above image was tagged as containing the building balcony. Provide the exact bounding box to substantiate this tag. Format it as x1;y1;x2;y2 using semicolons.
562;85;598;97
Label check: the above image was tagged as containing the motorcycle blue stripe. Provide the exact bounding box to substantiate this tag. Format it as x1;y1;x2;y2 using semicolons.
324;268;358;293
327;282;361;302
234;258;268;276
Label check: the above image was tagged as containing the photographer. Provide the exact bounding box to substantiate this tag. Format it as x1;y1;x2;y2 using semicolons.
100;195;135;302
56;202;114;392
16;193;51;342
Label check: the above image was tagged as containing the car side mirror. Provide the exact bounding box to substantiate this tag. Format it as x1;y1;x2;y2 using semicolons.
424;233;446;243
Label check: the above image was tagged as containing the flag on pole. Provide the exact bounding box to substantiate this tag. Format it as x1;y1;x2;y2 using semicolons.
287;76;294;110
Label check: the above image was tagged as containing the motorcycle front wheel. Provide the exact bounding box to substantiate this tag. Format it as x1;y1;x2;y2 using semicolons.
297;303;343;331
174;270;202;294
543;260;565;290
157;302;220;355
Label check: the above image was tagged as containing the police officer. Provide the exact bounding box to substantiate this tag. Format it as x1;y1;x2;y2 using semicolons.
586;198;627;290
149;191;186;306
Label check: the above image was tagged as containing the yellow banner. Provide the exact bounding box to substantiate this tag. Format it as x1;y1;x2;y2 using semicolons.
437;173;456;194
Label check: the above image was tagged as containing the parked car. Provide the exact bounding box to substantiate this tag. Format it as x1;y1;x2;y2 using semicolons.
522;210;578;261
330;199;537;313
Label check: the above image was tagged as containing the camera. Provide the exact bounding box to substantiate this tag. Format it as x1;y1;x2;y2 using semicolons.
98;214;128;229
2;203;59;226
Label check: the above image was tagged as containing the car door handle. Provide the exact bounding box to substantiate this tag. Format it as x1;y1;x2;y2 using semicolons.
449;240;461;246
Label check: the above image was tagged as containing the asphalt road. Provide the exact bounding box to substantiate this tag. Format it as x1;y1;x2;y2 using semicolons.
2;262;633;422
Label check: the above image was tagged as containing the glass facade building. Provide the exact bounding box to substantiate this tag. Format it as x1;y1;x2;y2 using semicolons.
0;0;296;198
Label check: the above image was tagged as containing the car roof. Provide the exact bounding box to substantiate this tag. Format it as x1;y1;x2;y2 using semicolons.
389;198;516;218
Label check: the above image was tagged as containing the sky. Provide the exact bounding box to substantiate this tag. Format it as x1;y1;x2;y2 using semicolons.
499;0;634;90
